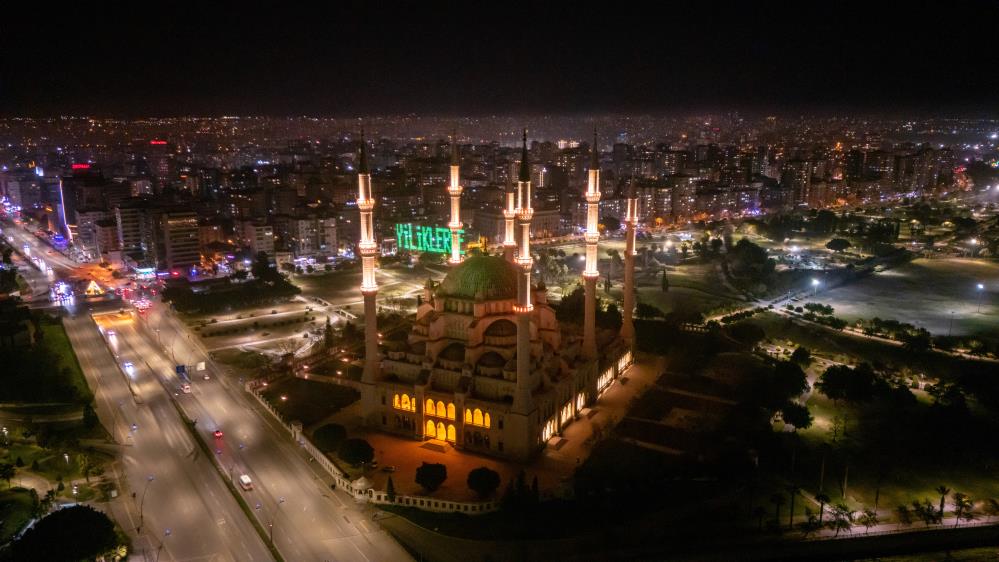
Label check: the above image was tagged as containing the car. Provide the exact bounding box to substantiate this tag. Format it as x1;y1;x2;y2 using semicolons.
123;361;133;369
106;329;115;336
381;465;396;473
203;373;210;381
213;430;223;439
238;474;253;490
180;383;192;394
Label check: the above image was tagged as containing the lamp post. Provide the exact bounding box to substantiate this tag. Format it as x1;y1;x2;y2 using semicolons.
811;278;820;297
977;283;985;313
139;474;155;530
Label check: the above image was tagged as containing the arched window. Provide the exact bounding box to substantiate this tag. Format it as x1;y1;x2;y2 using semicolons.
437;421;446;440
426;399;435;416
465;409;472;423
447;424;456;442
425;420;436;438
447;403;456;420
484;413;491;428
436;401;446;418
473;408;483;426
406;395;414;411
393;394;400;409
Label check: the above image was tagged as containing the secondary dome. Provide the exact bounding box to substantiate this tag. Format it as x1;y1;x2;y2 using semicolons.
438;255;519;301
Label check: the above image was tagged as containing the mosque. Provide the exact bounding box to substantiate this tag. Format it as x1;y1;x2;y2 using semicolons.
354;130;637;461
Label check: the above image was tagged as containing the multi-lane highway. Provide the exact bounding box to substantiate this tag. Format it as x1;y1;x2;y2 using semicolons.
67;308;273;561
117;303;412;561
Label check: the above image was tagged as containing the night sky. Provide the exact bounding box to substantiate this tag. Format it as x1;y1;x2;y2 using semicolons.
2;1;997;117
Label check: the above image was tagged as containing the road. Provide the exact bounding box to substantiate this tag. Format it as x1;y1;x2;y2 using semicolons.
66;308;273;562
133;302;412;562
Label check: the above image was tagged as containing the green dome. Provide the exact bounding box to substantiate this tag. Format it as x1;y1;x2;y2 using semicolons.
438;255;519;300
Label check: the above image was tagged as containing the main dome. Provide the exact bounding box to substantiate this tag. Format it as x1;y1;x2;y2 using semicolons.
437;255;519;300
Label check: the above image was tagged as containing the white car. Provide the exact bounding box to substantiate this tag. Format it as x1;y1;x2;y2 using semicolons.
238;474;253;490
180;383;192;394
123;361;133;369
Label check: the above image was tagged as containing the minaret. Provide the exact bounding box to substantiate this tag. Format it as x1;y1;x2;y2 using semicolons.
621;175;638;344
513;129;535;414
502;144;519;262
356;131;379;384
447;132;464;265
582;129;601;360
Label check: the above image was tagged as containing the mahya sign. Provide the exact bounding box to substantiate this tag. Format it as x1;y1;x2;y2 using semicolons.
395;223;465;255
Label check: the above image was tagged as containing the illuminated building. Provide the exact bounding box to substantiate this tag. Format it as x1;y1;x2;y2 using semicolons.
359;130;632;462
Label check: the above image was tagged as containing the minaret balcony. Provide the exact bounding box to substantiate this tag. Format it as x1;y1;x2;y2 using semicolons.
585;192;601;203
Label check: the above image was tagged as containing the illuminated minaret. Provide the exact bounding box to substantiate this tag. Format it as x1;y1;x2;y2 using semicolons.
582;129;601;360
502;146;518;262
447;132;464;265
356;131;379;384
513;129;535;414
621;175;638;344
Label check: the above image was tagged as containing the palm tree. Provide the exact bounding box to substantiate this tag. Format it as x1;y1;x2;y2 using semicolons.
770;492;785;527
752;506;767;531
935;485;950;519
815;492;831;526
787;485;800;529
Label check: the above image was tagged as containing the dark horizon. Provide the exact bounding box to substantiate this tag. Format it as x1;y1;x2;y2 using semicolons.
2;1;998;118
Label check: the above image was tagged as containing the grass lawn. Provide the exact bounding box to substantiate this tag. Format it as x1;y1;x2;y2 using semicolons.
213;349;271;371
815;258;999;342
0;487;37;544
39;321;92;402
260;376;360;427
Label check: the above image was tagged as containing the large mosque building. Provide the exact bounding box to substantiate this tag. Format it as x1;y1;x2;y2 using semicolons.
355;131;636;462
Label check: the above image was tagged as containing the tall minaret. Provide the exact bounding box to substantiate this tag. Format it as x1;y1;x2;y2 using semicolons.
502;146;518;262
582;129;601;360
621;175;638;344
447;132;464;265
356;131;379;384
513;129;535;414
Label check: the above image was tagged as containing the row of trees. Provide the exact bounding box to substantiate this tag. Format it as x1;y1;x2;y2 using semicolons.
383;463;504;499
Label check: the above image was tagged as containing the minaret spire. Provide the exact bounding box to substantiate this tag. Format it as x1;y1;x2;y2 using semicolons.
513;127;535;416
621;173;638;344
582;128;601;360
356;129;379;383
502;131;523;262
447;131;464;265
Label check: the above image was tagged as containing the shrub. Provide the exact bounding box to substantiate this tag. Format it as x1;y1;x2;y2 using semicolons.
416;462;447;492
467;467;501;498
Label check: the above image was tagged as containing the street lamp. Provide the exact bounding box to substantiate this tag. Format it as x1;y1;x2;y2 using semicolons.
811;278;820;297
977;283;986;313
139;474;155;530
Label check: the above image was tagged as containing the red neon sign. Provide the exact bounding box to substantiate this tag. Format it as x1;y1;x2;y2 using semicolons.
150;140;167;145
71;163;91;170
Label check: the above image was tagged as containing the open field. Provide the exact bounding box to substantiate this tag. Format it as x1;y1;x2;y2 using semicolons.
815;258;999;340
259;376;360;428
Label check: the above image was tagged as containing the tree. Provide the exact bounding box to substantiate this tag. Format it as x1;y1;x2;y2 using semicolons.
467;467;501;498
635;302;664;319
913;499;939;526
710;238;723;255
752;506;767;531
661;269;669;292
337;438;373;466
829;504;854;536
825;238;852;253
0;463;15;487
769;493;785;527
857;508;879;533
780;402;813;431
386;476;396;502
936;485;950;518
14;456;24;468
816;493;831;526
984;498;999;522
83;402;98;429
323;316;335;350
787;485;800;528
895;505;913;529
790;346;811;365
251;251;275;281
3;504;118;562
415;462;447;493
952;492;975;527
773;361;809;402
